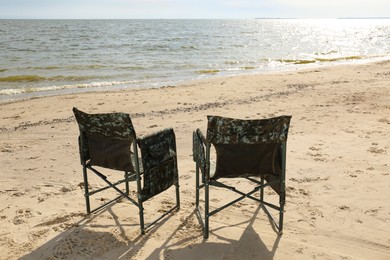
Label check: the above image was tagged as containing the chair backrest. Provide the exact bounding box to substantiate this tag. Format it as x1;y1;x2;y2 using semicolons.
73;107;136;172
206;115;291;179
138;128;178;201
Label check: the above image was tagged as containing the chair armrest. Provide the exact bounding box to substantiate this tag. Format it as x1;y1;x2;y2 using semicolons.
138;128;177;170
193;129;204;162
196;128;209;145
137;128;178;201
193;129;209;178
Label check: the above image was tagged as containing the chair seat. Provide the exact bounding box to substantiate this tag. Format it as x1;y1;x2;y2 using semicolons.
87;152;143;181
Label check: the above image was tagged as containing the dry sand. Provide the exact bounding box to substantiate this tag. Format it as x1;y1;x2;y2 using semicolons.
0;60;389;259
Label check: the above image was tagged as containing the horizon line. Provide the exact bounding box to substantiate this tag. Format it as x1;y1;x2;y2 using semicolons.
1;17;390;20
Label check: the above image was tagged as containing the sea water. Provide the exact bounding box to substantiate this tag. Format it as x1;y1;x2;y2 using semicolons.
1;19;389;101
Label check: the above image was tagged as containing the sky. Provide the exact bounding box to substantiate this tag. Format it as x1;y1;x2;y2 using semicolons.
0;0;389;19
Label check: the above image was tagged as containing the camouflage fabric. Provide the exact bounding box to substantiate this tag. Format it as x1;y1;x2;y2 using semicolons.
73;107;136;171
207;115;291;144
193;130;207;176
73;107;136;140
202;115;292;193
138;128;178;202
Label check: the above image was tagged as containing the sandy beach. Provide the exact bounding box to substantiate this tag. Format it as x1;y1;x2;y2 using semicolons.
0;60;389;259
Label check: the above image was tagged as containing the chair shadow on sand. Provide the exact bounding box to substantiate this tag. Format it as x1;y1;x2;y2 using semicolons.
20;204;280;259
146;205;281;260
19;201;179;260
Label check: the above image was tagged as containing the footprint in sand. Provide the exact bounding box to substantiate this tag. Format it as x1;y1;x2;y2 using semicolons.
307;145;329;162
49;228;126;259
51;236;81;259
364;208;380;216
157;199;175;213
367;146;386;154
13;208;33;225
180;173;192;180
290;176;329;183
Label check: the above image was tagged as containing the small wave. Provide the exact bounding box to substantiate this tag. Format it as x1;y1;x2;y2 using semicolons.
42;66;61;70
53;75;98;81
277;59;316;65
67;64;107;70
0;75;46;82
12;48;37;52
118;65;147;70
277;55;364;65
22;66;61;70
196;69;220;74
175;64;195;69
315;56;363;62
232;44;247;48
0;74;107;83
314;50;338;56
225;60;240;65
11;65;107;71
239;66;257;70
0;80;136;96
180;45;198;50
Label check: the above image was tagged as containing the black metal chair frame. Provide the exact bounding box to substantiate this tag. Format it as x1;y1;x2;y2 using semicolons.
73;108;180;234
193;115;291;239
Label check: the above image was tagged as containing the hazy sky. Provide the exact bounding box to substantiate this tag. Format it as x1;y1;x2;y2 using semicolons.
0;0;389;19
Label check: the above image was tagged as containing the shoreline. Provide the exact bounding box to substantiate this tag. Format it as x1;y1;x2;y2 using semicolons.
1;56;389;105
1;60;389;259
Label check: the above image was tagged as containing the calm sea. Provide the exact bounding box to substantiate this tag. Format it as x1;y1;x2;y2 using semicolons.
1;19;389;101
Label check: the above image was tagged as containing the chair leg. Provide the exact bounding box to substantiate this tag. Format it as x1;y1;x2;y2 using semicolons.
124;171;130;195
260;176;264;202
279;141;287;235
175;180;180;210
279;190;285;235
139;200;145;235
82;165;91;214
195;163;200;207
204;180;209;239
278;168;286;234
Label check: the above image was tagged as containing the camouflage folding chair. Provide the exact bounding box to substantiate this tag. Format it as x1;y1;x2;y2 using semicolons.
193;115;291;239
73;108;180;234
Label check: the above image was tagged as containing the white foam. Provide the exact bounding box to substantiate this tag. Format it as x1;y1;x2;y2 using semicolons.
0;80;138;96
